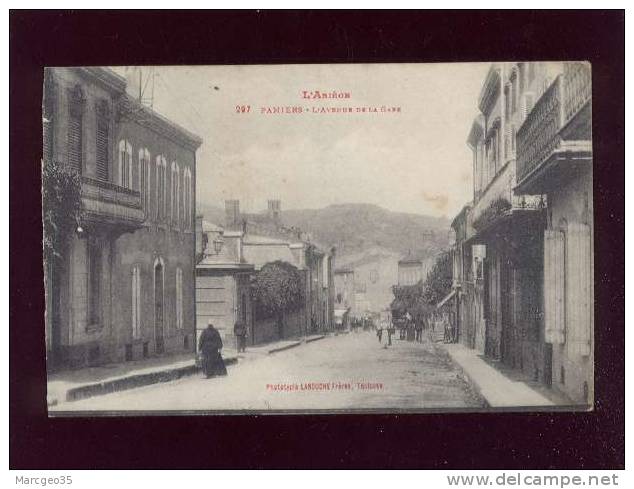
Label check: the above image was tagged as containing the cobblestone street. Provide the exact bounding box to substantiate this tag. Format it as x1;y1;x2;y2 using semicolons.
56;331;484;412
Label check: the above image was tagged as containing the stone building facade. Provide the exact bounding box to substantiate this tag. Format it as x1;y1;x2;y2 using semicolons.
195;200;335;345
450;61;593;404
397;257;424;286
195;221;254;349
515;62;593;404
43;67;201;369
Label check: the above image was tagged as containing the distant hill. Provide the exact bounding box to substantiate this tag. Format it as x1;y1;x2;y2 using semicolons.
197;202;451;312
282;203;450;259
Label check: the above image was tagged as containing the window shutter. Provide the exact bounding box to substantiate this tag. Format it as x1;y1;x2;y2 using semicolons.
544;229;565;344
566;223;592;356
67;113;82;172
96;118;109;180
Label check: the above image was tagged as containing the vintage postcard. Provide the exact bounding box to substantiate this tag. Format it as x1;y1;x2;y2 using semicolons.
43;62;593;414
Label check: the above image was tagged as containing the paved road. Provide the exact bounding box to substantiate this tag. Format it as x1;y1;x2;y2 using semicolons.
57;331;484;412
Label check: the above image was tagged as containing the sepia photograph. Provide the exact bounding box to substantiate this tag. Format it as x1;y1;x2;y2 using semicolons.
42;61;594;414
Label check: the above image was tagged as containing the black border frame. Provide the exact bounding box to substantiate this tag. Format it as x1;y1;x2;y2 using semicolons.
9;10;625;469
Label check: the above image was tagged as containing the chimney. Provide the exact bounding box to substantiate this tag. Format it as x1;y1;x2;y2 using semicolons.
267;199;281;224
225;200;240;230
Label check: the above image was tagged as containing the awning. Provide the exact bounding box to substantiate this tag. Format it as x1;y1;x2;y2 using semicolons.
334;309;349;319
436;289;457;309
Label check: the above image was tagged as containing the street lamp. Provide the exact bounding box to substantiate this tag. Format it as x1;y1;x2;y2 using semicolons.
213;238;224;255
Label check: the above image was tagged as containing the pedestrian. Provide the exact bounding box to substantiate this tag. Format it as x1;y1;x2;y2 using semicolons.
377;325;383;343
234;320;247;353
198;321;227;378
415;318;423;342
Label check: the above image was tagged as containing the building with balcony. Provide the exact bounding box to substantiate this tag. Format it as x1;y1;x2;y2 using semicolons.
43;67;202;369
451;62;563;388
515;62;593;404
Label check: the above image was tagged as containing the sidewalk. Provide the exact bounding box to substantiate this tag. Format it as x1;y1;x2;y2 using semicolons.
439;342;560;408
48;334;327;406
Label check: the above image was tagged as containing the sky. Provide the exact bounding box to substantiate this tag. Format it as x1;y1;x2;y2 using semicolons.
114;63;490;218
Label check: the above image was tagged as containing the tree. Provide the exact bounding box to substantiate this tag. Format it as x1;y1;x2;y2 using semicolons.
421;251;452;305
251;261;304;338
42;159;83;265
390;251;452;322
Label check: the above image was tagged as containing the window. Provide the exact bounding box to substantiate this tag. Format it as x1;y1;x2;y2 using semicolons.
96;101;109;180
183;168;192;229
504;84;511;120
139;148;151;216
88;238;102;325
528;62;536;84
132;266;142;339
68;86;84;173
43;71;56;163
171;162;180;226
175;267;183;329
518;63;526;94
156;155;167;220
118;140;133;188
510;70;518;114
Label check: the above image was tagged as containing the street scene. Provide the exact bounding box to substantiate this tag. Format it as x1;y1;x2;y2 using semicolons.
43;62;593;413
53;330;483;412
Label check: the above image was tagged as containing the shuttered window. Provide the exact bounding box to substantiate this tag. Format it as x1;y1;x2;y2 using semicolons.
565;223;592;356
544;229;565;344
96;117;109;180
175;268;183;329
67;111;82;172
132;266;142;339
43;72;56;163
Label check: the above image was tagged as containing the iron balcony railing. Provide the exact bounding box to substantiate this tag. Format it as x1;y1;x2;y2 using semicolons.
516;63;591;184
81;176;144;228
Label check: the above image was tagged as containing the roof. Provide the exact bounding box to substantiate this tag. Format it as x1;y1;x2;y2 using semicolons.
243;234;291;245
242;235;299;270
119;93;203;151
477;64;501;115
451;204;472;230
202;220;224;232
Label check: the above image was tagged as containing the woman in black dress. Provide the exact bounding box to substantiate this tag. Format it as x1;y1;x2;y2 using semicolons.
198;322;227;378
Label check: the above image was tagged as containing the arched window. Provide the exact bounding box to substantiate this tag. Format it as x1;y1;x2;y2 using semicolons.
175;267;183;330
183;168;192;230
132;266;142;339
155;155;167;220
139;148;151;216
118;140;133;189
171;161;180;225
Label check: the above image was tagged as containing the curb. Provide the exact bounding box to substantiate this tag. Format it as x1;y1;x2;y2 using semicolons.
305;335;325;343
430;342;490;408
267;341;302;354
51;356;238;405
